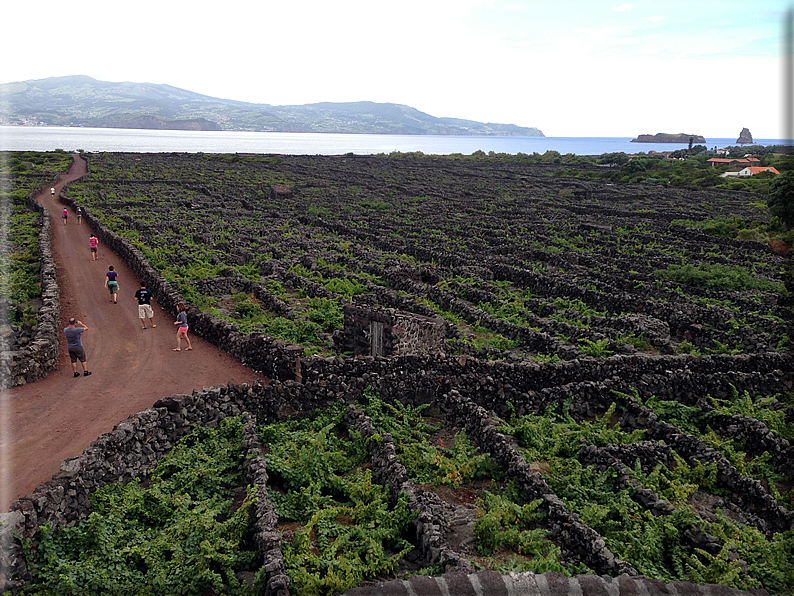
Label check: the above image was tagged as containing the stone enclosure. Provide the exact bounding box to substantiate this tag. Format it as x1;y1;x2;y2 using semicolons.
2;152;793;594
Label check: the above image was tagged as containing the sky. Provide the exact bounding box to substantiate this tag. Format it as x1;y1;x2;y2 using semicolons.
1;0;791;138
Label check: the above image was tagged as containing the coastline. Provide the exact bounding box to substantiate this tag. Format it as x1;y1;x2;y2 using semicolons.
0;125;788;156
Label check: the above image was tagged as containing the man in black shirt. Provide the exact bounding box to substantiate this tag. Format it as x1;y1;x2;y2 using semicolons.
134;282;157;330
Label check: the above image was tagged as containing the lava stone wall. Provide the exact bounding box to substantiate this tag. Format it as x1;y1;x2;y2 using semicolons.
391;310;447;355
1;381;262;591
1;177;63;389
240;415;290;596
343;404;471;573
3;364;791;592
58;178;794;402
58;191;302;381
342;304;396;356
297;351;792;415
340;305;447;357
190;277;293;318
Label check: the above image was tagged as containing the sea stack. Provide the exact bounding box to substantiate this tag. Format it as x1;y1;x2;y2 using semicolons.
736;127;753;144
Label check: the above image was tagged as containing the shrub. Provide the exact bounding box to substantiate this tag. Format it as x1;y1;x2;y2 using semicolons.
767;170;794;228
23;418;258;595
302;297;344;331
654;263;786;293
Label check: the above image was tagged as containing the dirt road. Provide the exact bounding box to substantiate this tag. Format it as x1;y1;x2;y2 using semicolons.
0;155;263;511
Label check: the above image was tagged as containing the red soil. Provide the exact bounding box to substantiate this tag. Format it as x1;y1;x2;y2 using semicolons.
0;155;263;511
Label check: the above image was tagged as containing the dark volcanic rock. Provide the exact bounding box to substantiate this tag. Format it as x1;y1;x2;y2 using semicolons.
736;127;753;144
631;133;706;143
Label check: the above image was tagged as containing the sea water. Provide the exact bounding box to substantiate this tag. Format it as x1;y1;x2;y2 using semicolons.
0;126;787;156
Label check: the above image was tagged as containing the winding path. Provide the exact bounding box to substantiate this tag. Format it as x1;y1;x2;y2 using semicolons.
0;155;262;511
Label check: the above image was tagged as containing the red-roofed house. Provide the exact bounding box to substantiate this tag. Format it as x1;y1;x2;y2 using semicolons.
737;166;781;177
707;158;761;168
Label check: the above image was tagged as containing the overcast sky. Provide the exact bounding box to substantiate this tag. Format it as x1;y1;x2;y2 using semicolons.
1;0;790;138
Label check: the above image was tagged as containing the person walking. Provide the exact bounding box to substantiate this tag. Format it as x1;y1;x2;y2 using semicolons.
50;187;55;198
62;208;68;225
76;206;83;224
134;282;157;329
64;317;92;377
105;266;119;303
173;302;192;351
89;235;99;260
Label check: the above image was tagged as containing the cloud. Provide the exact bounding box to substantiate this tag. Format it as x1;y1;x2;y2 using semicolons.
644;16;664;23
613;3;633;11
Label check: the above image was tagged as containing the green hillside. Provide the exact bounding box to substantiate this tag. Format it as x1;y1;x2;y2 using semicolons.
0;75;543;136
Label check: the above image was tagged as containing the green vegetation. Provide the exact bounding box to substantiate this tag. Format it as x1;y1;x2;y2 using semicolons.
18;381;794;594
2;208;42;303
642;392;794;508
1;151;72;320
23;417;259;595
60;150;790;363
359;388;500;488
654;263;787;293
577;338;614;357
671;215;793;247
259;400;415;595
473;486;571;574
497;400;794;591
204;292;343;355
768;170;794;229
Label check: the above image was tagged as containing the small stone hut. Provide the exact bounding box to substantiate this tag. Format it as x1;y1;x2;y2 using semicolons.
338;304;447;357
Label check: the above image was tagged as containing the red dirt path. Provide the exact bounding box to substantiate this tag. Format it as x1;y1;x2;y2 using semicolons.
0;155;263;511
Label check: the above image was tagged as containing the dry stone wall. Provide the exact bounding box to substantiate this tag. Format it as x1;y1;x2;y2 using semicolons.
8;154;792;594
65;153;793;368
72;179;768;396
4;365;787;594
240;415;290;596
60;190;304;381
619;396;794;536
1;381;259;591
339;304;447;356
1;176;63;389
443;389;638;577
343;404;471;574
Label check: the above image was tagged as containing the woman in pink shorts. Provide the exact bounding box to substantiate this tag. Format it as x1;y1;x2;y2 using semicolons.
89;235;99;260
173;302;192;351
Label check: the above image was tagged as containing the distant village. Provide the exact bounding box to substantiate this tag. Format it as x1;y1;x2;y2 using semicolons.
706;157;780;178
644;150;783;178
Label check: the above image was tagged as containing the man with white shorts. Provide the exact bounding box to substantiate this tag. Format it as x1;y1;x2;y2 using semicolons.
134;282;157;330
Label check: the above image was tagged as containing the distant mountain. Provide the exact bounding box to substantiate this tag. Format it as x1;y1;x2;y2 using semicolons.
0;75;544;137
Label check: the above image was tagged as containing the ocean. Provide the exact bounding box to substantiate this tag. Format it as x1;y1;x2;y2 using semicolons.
0;125;787;157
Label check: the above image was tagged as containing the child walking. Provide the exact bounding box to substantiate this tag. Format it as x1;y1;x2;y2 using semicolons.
173;302;192;351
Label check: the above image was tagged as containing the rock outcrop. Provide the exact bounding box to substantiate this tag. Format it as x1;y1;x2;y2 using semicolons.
736;127;753;144
631;133;706;143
